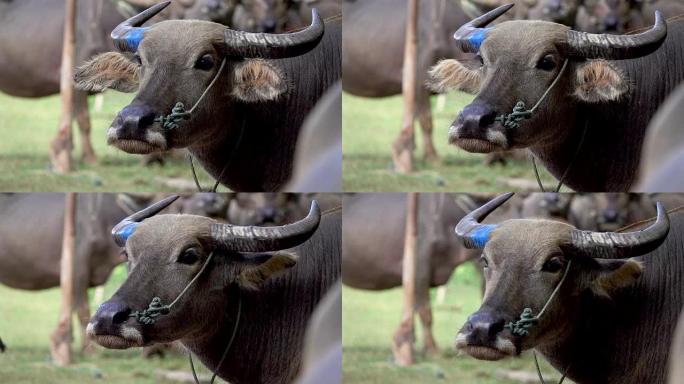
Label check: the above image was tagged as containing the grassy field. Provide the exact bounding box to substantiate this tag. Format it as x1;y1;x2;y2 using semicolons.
342;92;564;192
0;92;220;192
343;262;575;384
0;265;227;384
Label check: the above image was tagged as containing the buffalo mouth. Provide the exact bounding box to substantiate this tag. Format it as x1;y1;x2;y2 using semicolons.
454;332;517;361
86;323;145;349
448;124;507;153
449;137;505;153
109;138;164;155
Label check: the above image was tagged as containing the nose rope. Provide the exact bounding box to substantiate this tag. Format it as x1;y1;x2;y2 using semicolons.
504;260;573;384
129;252;215;325
504;259;572;337
154;58;228;130
494;59;569;130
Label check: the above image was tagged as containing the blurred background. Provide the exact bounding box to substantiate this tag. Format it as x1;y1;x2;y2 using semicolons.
0;192;341;383
0;0;341;192
342;192;684;384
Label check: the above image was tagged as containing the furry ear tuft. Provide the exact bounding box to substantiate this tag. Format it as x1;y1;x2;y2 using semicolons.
427;59;481;94
74;52;140;93
592;259;643;297
573;59;629;103
237;251;298;289
231;59;287;102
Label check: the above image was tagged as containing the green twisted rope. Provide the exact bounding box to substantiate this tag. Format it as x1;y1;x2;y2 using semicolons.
129;253;214;325
154;102;191;130
504;260;573;338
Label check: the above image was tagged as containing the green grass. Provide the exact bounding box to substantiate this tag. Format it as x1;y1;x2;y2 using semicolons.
342;92;563;192
343;263;575;384
0;92;220;192
0;265;227;384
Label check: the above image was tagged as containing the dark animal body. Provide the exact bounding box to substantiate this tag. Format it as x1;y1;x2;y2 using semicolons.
342;193;481;353
0;0;131;162
453;194;684;384
88;198;341;384
0;193;129;350
342;0;474;161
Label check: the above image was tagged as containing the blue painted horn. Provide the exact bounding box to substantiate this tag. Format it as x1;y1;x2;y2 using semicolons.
453;3;513;53
111;1;170;52
455;192;513;249
112;195;179;246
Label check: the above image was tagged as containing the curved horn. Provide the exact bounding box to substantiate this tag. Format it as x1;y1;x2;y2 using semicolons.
111;1;170;52
211;201;321;252
455;192;513;249
224;9;324;59
453;3;514;53
568;202;670;259
112;195;180;246
563;11;667;60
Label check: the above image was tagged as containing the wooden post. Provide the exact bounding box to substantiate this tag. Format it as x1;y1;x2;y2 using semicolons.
392;0;419;174
393;193;419;365
51;193;76;366
50;0;77;173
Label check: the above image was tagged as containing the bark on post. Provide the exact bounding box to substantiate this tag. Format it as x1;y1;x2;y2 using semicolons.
393;192;419;365
50;0;77;173
392;0;419;174
51;193;76;366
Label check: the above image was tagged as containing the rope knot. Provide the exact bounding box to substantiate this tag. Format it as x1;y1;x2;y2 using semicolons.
130;296;170;325
154;102;191;130
505;307;538;336
495;101;533;130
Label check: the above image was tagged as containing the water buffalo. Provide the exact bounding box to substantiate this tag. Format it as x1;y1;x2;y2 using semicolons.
342;193;481;354
430;4;684;191
75;2;341;191
343;0;475;162
87;196;340;384
520;192;573;220
568;193;656;231
636;82;684;192
0;193;133;351
0;0;133;163
577;0;684;33
453;193;683;383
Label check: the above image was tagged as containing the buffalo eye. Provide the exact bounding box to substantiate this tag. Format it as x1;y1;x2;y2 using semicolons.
177;248;200;265
480;255;489;268
133;54;142;66
536;54;557;71
477;55;484;66
542;256;564;273
194;54;215;71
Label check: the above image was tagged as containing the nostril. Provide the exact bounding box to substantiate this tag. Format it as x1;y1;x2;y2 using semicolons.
479;110;497;128
138;112;156;129
112;308;131;325
488;319;505;336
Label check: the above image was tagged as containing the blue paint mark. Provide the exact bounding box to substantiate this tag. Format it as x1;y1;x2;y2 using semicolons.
466;28;491;51
117;223;139;243
125;27;149;51
469;224;496;248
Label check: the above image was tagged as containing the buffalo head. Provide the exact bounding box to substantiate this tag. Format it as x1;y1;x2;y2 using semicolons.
87;195;320;348
428;4;666;154
75;1;323;156
453;193;669;360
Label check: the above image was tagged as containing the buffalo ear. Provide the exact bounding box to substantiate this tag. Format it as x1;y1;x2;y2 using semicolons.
427;59;481;94
573;59;629;103
237;251;298;289
74;52;140;93
231;59;288;102
590;259;643;297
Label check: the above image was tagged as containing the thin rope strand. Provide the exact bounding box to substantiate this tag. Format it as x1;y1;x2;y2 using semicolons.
530;59;569;113
537;260;572;319
189;58;227;114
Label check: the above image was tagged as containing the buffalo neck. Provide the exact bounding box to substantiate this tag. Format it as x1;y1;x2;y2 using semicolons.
531;21;684;191
536;214;684;383
190;18;341;192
